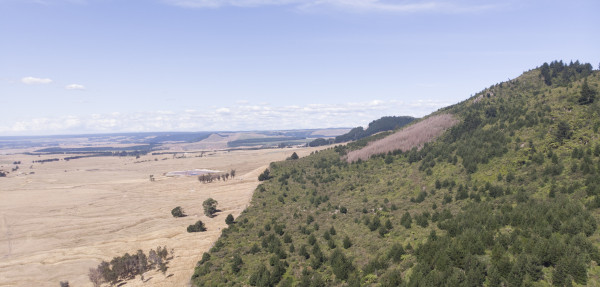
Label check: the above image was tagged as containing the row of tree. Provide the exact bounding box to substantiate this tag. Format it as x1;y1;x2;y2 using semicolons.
88;246;171;286
198;169;236;183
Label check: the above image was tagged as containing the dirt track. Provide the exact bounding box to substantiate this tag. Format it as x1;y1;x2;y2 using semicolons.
0;147;319;286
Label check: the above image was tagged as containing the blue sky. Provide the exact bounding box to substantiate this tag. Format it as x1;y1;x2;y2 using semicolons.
1;0;598;135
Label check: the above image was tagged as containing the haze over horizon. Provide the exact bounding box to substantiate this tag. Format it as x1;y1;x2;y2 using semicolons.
1;0;598;136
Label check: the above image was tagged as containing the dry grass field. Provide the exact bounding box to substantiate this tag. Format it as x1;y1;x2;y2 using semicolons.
0;147;322;287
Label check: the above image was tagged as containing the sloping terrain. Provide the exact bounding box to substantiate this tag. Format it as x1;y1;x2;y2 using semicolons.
0;147;322;287
345;114;458;162
190;61;600;286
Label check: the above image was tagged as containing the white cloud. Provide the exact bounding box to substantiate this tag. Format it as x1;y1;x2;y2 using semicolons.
165;0;500;13
0;99;450;135
21;76;53;85
65;84;85;90
216;107;231;114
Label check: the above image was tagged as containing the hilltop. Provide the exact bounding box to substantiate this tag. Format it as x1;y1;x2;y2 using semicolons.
190;61;600;286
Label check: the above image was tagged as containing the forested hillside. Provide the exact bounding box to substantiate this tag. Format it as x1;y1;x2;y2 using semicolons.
192;61;600;286
310;116;415;147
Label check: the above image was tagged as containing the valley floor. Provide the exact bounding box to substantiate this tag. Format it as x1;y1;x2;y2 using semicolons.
0;147;320;287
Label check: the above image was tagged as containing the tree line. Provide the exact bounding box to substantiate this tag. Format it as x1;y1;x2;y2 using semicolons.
88;246;171;286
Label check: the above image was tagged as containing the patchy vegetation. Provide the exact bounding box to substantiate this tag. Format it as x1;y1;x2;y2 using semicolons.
88;246;171;286
191;62;600;286
187;221;207;232
310;116;416;147
345;114;458;163
171;206;186;218
203;198;218;218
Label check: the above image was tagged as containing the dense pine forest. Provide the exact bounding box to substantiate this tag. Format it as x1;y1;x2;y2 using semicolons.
191;61;600;286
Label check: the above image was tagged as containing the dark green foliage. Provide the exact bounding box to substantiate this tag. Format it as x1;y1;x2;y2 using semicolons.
299;245;310;259
412;190;427;203
225;214;235;225
308;234;316;245
171;206;186;217
363;255;388;275
202;198;218;218
330;248;354;280
258;169;272;181
388;243;405;263
343;236;352;249
289;152;299;160
249;264;271;287
187;220;206;232
92;246;169;285
335;116;415;143
578;78;596;105
308;138;333;147
401;212;412;229
231;254;243;274
556;121;572;143
191;63;600;287
380;269;403;287
199;252;210;264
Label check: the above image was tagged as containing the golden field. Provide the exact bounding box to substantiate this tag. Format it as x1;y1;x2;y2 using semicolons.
0;147;322;286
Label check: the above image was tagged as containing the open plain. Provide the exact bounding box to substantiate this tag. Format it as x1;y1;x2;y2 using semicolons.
0;146;322;286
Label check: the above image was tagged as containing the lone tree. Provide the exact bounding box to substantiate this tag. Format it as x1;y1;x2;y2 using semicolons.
578;78;597;105
555;120;572;143
288;152;299;160
171;206;186;218
203;198;218;218
187;220;207;232
225;214;235;225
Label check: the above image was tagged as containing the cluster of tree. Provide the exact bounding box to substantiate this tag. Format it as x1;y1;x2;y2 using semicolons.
540;60;594;86
286;152;299;160
198;170;235;183
308;138;334;147
258;169;272;181
578;78;597;105
334;116;415;144
88;246;170;286
187;220;207;232
410;197;598;286
32;158;59;164
190;62;600;286
203;198;218;218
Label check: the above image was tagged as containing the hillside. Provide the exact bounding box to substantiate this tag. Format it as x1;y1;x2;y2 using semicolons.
191;61;600;286
309;116;415;147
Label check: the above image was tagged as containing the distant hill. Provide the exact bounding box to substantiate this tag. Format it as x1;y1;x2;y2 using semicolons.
309;116;415;147
191;61;600;286
0;128;351;151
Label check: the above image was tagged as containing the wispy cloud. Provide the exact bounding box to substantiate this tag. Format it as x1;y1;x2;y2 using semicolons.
21;76;53;85
165;0;500;13
0;99;450;135
65;84;85;90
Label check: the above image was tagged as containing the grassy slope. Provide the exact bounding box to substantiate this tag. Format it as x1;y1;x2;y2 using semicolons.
191;64;600;286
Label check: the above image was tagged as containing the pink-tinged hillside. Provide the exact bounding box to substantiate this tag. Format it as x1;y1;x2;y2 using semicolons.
346;114;459;162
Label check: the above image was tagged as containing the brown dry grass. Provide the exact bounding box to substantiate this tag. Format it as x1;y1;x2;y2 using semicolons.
346;114;458;162
0;146;325;287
